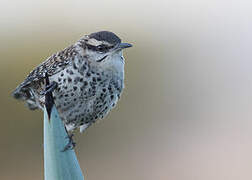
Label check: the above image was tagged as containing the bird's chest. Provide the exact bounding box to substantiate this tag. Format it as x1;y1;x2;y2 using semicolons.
50;62;123;123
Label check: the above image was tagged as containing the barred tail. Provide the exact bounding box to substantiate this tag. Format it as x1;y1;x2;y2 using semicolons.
12;85;39;110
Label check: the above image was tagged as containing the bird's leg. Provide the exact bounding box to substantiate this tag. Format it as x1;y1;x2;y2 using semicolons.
61;128;76;152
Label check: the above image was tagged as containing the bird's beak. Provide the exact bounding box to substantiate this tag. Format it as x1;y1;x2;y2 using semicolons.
118;43;133;49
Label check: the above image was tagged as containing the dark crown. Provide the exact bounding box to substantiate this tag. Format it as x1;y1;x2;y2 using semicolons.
89;31;121;45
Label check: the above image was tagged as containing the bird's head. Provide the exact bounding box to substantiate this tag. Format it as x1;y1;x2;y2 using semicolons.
80;31;132;65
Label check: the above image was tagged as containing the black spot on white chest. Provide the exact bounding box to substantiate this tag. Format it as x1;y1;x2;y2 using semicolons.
49;62;124;128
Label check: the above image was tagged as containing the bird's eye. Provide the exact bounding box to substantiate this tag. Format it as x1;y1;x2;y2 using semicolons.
97;45;108;52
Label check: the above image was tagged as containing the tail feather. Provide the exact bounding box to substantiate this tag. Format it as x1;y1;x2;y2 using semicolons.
12;85;39;110
12;86;29;100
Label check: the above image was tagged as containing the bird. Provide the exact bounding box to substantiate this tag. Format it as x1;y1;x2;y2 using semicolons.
12;31;132;134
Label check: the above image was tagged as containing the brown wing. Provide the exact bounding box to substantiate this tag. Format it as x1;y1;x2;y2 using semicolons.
12;45;78;107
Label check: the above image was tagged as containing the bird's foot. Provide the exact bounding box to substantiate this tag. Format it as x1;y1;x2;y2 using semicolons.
61;133;76;152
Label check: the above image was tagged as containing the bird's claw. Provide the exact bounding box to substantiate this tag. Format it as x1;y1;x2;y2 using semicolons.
61;133;76;152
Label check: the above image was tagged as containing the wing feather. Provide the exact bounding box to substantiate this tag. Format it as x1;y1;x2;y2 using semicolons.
12;45;77;102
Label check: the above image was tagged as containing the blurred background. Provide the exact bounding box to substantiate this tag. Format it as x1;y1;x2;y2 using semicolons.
1;0;252;179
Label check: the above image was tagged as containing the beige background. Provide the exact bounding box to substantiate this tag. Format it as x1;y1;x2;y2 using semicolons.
1;0;252;179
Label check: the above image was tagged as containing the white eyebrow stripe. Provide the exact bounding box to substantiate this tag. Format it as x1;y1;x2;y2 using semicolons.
103;41;113;46
87;38;102;46
87;38;114;47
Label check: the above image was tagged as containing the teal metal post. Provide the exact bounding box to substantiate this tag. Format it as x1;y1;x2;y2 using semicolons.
43;105;84;180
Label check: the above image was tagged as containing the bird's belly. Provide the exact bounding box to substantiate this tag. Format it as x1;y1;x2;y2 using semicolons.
49;66;123;131
55;89;121;131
